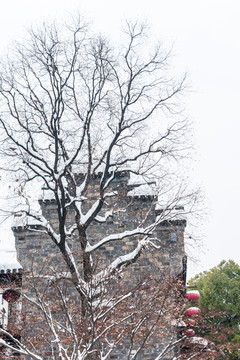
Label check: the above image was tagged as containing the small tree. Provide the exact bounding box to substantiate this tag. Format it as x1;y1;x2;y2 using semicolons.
190;260;240;321
189;260;240;359
0;17;197;359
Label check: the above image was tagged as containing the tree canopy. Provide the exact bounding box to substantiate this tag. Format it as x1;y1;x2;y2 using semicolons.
189;260;240;317
189;260;240;359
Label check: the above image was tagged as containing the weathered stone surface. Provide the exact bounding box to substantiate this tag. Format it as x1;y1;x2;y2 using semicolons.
11;171;187;359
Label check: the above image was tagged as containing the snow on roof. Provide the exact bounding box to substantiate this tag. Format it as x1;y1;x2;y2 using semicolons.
38;173;157;201
0;249;22;273
12;213;42;229
127;183;158;197
155;206;187;222
38;187;55;201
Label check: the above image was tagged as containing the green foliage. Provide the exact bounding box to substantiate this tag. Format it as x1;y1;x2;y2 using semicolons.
231;333;240;345
189;260;240;317
189;260;240;359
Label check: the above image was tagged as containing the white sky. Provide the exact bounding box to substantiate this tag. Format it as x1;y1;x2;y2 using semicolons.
0;0;239;279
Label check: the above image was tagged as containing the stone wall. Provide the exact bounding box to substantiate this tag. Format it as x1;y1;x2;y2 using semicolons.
11;171;187;359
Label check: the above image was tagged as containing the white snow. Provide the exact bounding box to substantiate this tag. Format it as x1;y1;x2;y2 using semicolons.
12;213;42;228
127;183;158;197
85;227;149;253
155;207;187;222
38;187;55;201
0;249;22;273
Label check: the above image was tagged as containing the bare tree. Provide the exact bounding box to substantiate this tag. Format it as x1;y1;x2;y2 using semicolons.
0;18;198;359
0;270;188;360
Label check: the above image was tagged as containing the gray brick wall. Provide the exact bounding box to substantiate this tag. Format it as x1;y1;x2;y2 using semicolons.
12;171;187;359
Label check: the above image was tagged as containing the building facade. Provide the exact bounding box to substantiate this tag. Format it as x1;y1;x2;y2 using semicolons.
4;171;187;359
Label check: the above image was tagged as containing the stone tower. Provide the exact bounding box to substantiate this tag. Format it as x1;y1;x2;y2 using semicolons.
13;171;186;276
11;171;187;359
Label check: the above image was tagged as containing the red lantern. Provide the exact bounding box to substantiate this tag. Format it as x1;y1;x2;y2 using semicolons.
2;289;20;303
185;329;195;336
186;307;201;317
185;290;200;301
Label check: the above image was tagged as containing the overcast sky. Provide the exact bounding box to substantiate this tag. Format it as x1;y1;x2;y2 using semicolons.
0;0;239;279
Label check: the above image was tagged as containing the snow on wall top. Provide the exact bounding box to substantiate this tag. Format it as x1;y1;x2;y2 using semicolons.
0;249;22;273
12;213;42;229
38;187;55;201
38;175;158;201
39;186;158;201
155;206;187;222
127;183;158;197
14;171;186;227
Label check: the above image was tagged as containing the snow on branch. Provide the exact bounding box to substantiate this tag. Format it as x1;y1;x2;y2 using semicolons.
0;328;43;360
93;235;150;283
12;210;60;244
153;336;187;360
94;209;113;223
85;227;152;253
